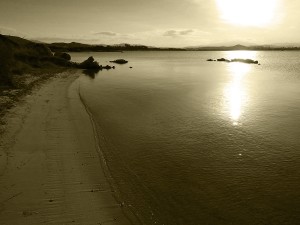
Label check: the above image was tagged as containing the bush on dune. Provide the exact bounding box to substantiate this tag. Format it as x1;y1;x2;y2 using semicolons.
40;56;75;67
54;52;71;61
0;43;14;87
0;34;104;88
0;34;77;88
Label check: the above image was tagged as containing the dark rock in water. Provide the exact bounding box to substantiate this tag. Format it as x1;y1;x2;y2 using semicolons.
207;59;214;61
109;59;128;64
78;56;101;69
210;58;259;64
54;52;71;61
112;66;115;69
231;58;259;64
217;58;230;62
102;65;112;70
129;67;133;68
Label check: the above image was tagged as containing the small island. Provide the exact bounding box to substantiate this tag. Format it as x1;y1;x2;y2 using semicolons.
207;58;259;64
109;59;128;64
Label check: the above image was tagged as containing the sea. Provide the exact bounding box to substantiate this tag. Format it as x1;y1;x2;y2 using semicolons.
71;51;300;225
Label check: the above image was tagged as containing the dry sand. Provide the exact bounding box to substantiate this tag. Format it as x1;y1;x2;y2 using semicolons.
0;72;135;225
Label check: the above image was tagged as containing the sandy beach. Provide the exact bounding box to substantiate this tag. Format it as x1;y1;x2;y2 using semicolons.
0;71;134;225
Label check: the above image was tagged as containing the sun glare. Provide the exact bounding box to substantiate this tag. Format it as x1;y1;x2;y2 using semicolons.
216;0;279;27
224;51;257;125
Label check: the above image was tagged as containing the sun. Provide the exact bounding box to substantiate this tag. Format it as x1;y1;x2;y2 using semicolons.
215;0;279;27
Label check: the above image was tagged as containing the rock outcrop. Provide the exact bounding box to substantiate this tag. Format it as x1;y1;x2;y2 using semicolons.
207;58;259;64
109;59;128;64
102;65;112;70
77;56;101;69
231;58;258;64
217;58;231;62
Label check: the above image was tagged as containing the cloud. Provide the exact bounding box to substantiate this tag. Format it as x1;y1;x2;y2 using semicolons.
163;29;195;37
92;31;132;38
93;31;118;36
163;30;177;37
179;29;194;35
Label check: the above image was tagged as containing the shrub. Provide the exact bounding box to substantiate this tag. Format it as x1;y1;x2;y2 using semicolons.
0;43;13;86
54;52;71;61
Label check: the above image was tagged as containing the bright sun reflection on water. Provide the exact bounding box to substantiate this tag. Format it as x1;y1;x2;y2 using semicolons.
224;51;257;125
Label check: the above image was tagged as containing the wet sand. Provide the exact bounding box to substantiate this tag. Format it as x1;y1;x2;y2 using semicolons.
0;72;134;225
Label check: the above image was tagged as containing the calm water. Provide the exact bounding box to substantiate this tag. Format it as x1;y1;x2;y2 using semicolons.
71;51;300;225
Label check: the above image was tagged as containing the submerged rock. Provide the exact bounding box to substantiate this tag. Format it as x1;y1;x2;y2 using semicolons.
109;59;128;64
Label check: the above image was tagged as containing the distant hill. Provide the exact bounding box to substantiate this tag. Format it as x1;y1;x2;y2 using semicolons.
47;41;300;52
186;44;249;51
186;44;300;51
46;42;186;52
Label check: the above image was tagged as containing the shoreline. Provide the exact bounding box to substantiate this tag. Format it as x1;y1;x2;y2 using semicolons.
0;71;134;224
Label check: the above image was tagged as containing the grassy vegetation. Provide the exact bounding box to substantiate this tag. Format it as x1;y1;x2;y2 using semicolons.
0;34;78;133
0;42;14;87
0;34;76;88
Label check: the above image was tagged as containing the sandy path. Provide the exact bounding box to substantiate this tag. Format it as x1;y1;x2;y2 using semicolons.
0;72;134;225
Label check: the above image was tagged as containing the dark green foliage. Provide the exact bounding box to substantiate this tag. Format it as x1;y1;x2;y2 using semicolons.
54;52;71;61
0;34;78;87
0;42;13;86
0;34;119;87
40;56;75;67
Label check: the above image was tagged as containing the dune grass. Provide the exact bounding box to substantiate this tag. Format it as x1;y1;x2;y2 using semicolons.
0;34;78;88
0;34;78;133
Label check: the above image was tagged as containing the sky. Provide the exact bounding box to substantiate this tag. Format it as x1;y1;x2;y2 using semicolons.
0;0;299;47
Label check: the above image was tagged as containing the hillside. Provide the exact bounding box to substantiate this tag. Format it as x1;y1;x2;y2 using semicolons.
0;34;77;87
186;44;300;51
46;42;185;52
